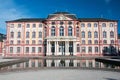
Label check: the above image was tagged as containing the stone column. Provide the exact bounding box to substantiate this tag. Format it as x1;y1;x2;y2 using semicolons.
49;41;51;55
47;41;49;55
73;41;76;55
55;41;57;55
65;41;69;55
56;41;58;55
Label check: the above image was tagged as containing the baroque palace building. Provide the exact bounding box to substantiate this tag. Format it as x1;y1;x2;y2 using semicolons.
5;12;118;57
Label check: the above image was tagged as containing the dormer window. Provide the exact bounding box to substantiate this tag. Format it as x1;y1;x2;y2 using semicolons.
68;21;72;25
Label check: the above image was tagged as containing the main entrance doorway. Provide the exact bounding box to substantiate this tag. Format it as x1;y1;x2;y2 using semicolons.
59;42;65;55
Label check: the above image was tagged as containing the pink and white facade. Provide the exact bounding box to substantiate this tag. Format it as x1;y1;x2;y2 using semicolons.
5;12;119;57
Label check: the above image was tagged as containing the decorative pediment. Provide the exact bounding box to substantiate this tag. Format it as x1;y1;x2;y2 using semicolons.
49;15;73;20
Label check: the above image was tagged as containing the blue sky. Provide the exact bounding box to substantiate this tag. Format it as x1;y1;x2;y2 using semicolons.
0;0;120;34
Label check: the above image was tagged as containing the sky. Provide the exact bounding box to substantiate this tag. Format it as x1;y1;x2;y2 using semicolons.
0;0;120;34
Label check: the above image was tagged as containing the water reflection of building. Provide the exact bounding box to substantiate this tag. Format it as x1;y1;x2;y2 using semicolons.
0;59;119;70
5;12;119;57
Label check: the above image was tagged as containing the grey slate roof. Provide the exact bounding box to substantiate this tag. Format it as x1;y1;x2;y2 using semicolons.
6;12;118;22
78;18;117;22
6;18;45;22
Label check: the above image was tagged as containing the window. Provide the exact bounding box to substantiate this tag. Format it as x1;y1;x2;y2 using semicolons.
33;24;36;28
32;47;35;53
94;23;97;27
51;26;55;36
38;40;42;44
81;23;85;27
26;24;30;28
10;47;13;53
81;47;86;52
10;32;14;38
60;21;64;25
82;40;85;44
102;23;106;27
110;31;114;38
103;40;107;44
52;22;55;25
88;31;91;38
11;24;14;28
88;47;92;52
60;26;64;36
94;31;98;38
17;32;21;38
111;40;114;44
68;26;72;36
68;21;72;25
38;47;42;53
17;47;20;53
88;40;92;44
87;23;91;27
39;24;42;27
76;27;79;37
18;24;21;28
82;31;85;38
10;40;13;44
39;32;42;38
26;31;29;38
44;27;47;37
17;40;20;44
26;47;29;53
32;40;36;44
103;31;107;38
32;31;36;38
95;47;98;52
77;44;80;52
26;40;29;44
94;40;98;44
110;23;113;27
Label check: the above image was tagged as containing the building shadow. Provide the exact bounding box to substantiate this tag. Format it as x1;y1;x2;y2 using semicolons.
104;78;118;80
102;44;120;56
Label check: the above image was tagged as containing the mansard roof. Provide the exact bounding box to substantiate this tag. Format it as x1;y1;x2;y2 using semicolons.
6;18;45;22
6;12;118;22
78;18;117;22
47;12;77;19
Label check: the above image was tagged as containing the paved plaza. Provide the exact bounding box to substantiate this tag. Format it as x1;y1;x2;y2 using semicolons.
0;69;119;80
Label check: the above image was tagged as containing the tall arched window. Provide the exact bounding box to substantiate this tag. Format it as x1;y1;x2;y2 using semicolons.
103;40;107;44
110;31;114;38
94;31;98;38
77;44;80;52
82;31;85;38
10;31;14;38
76;27;79;37
17;32;21;38
51;26;55;36
68;26;72;36
32;31;36;38
44;27;47;37
102;23;106;27
60;26;64;36
26;31;29;38
88;31;91;38
103;31;107;38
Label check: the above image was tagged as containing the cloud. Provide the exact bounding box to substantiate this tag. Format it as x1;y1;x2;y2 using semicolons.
0;0;30;34
104;0;111;4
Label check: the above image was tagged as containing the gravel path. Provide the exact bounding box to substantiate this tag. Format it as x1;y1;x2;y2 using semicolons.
0;69;119;80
